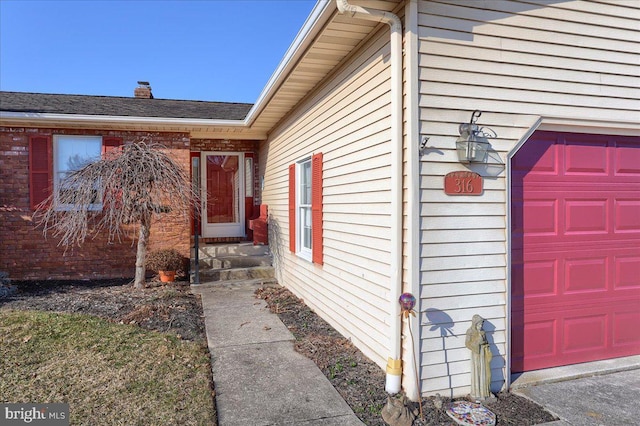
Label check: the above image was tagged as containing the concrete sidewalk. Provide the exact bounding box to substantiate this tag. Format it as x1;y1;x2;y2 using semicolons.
192;281;364;426
193;280;640;426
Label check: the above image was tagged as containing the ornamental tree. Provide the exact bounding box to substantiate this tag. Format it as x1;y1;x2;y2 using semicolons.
36;141;197;288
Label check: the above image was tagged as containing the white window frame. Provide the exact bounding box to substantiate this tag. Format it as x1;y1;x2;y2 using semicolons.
296;157;312;262
53;135;103;211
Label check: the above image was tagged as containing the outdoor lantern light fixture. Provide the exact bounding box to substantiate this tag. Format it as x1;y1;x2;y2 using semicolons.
456;110;490;163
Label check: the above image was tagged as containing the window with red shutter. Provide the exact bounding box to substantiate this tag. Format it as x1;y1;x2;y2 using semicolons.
30;135;122;211
289;153;323;265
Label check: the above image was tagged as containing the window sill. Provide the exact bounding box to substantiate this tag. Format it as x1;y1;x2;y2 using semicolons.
297;250;312;263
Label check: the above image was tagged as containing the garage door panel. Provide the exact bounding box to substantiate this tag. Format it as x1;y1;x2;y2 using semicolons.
511;131;640;373
615;199;640;232
615;140;640;175
563;313;607;353
517;304;638;371
511;258;558;304
613;311;640;347
513;316;557;362
564;199;608;234
564;141;609;175
525;320;557;359
522;250;638;299
523;260;557;296
565;256;608;293
615;256;640;289
523;199;558;236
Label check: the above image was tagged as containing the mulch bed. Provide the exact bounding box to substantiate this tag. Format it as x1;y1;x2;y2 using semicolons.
255;285;558;426
0;279;206;342
1;280;556;426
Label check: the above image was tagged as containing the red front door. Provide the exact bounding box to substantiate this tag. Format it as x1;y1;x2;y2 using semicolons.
511;131;640;372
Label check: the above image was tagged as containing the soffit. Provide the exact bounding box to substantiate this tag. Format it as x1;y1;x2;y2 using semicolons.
249;0;402;136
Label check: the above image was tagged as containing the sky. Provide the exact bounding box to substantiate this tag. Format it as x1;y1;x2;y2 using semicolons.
0;0;318;103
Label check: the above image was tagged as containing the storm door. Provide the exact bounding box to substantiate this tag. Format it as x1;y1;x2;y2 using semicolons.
201;152;245;238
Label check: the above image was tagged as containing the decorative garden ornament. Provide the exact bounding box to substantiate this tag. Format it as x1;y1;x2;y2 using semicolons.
464;314;494;402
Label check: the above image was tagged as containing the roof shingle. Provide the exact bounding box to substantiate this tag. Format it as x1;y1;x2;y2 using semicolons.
0;91;252;120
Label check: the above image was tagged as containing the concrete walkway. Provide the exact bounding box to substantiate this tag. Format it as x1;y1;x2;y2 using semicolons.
193;280;640;426
514;356;640;425
192;281;364;426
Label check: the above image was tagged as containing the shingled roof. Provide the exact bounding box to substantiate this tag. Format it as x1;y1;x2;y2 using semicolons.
0;91;253;121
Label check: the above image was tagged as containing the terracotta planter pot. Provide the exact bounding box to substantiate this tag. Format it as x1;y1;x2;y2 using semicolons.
159;270;176;283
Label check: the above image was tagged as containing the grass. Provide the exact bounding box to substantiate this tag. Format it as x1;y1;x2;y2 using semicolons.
0;310;215;425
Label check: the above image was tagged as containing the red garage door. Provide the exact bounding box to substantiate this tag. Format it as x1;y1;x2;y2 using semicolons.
511;131;640;373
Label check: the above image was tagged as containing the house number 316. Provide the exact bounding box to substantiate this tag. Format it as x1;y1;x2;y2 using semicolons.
444;171;483;196
454;177;474;193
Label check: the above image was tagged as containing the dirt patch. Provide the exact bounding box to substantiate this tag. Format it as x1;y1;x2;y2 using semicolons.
256;286;557;426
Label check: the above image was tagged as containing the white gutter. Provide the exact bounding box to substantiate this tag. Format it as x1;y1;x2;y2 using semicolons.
336;0;404;395
0;111;245;127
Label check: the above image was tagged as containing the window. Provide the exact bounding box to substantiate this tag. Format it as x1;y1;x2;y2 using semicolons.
29;135;122;211
54;135;103;210
289;153;323;264
298;158;312;259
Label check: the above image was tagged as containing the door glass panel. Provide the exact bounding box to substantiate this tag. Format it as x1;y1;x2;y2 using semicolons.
245;157;253;198
206;154;240;224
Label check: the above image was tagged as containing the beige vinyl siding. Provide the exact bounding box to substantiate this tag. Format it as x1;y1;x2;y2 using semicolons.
260;27;394;367
418;0;639;397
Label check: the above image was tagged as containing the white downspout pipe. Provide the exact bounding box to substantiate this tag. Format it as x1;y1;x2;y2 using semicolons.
336;0;404;395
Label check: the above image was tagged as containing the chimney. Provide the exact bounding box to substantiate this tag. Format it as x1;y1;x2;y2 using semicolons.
134;81;153;99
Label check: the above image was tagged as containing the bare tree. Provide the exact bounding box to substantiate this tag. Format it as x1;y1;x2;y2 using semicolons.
37;141;198;288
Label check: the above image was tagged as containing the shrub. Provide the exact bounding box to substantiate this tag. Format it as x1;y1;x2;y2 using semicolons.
145;249;185;272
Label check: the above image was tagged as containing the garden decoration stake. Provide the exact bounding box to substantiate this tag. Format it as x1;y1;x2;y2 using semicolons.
398;293;424;421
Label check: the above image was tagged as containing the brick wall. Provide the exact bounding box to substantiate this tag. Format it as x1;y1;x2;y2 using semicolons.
190;138;258;153
0;127;191;281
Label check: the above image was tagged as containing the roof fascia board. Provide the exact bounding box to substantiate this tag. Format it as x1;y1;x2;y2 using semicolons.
244;0;336;126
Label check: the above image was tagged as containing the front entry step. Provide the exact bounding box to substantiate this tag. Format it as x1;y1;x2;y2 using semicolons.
190;242;277;287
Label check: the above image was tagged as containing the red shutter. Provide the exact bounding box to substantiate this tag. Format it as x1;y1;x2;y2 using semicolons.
288;163;296;253
29;135;52;210
190;151;201;236
311;153;323;265
102;137;123;156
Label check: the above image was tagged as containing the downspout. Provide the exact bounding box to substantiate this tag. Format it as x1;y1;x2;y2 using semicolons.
336;0;404;395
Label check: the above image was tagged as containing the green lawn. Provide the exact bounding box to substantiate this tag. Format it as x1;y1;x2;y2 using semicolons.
0;310;215;425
